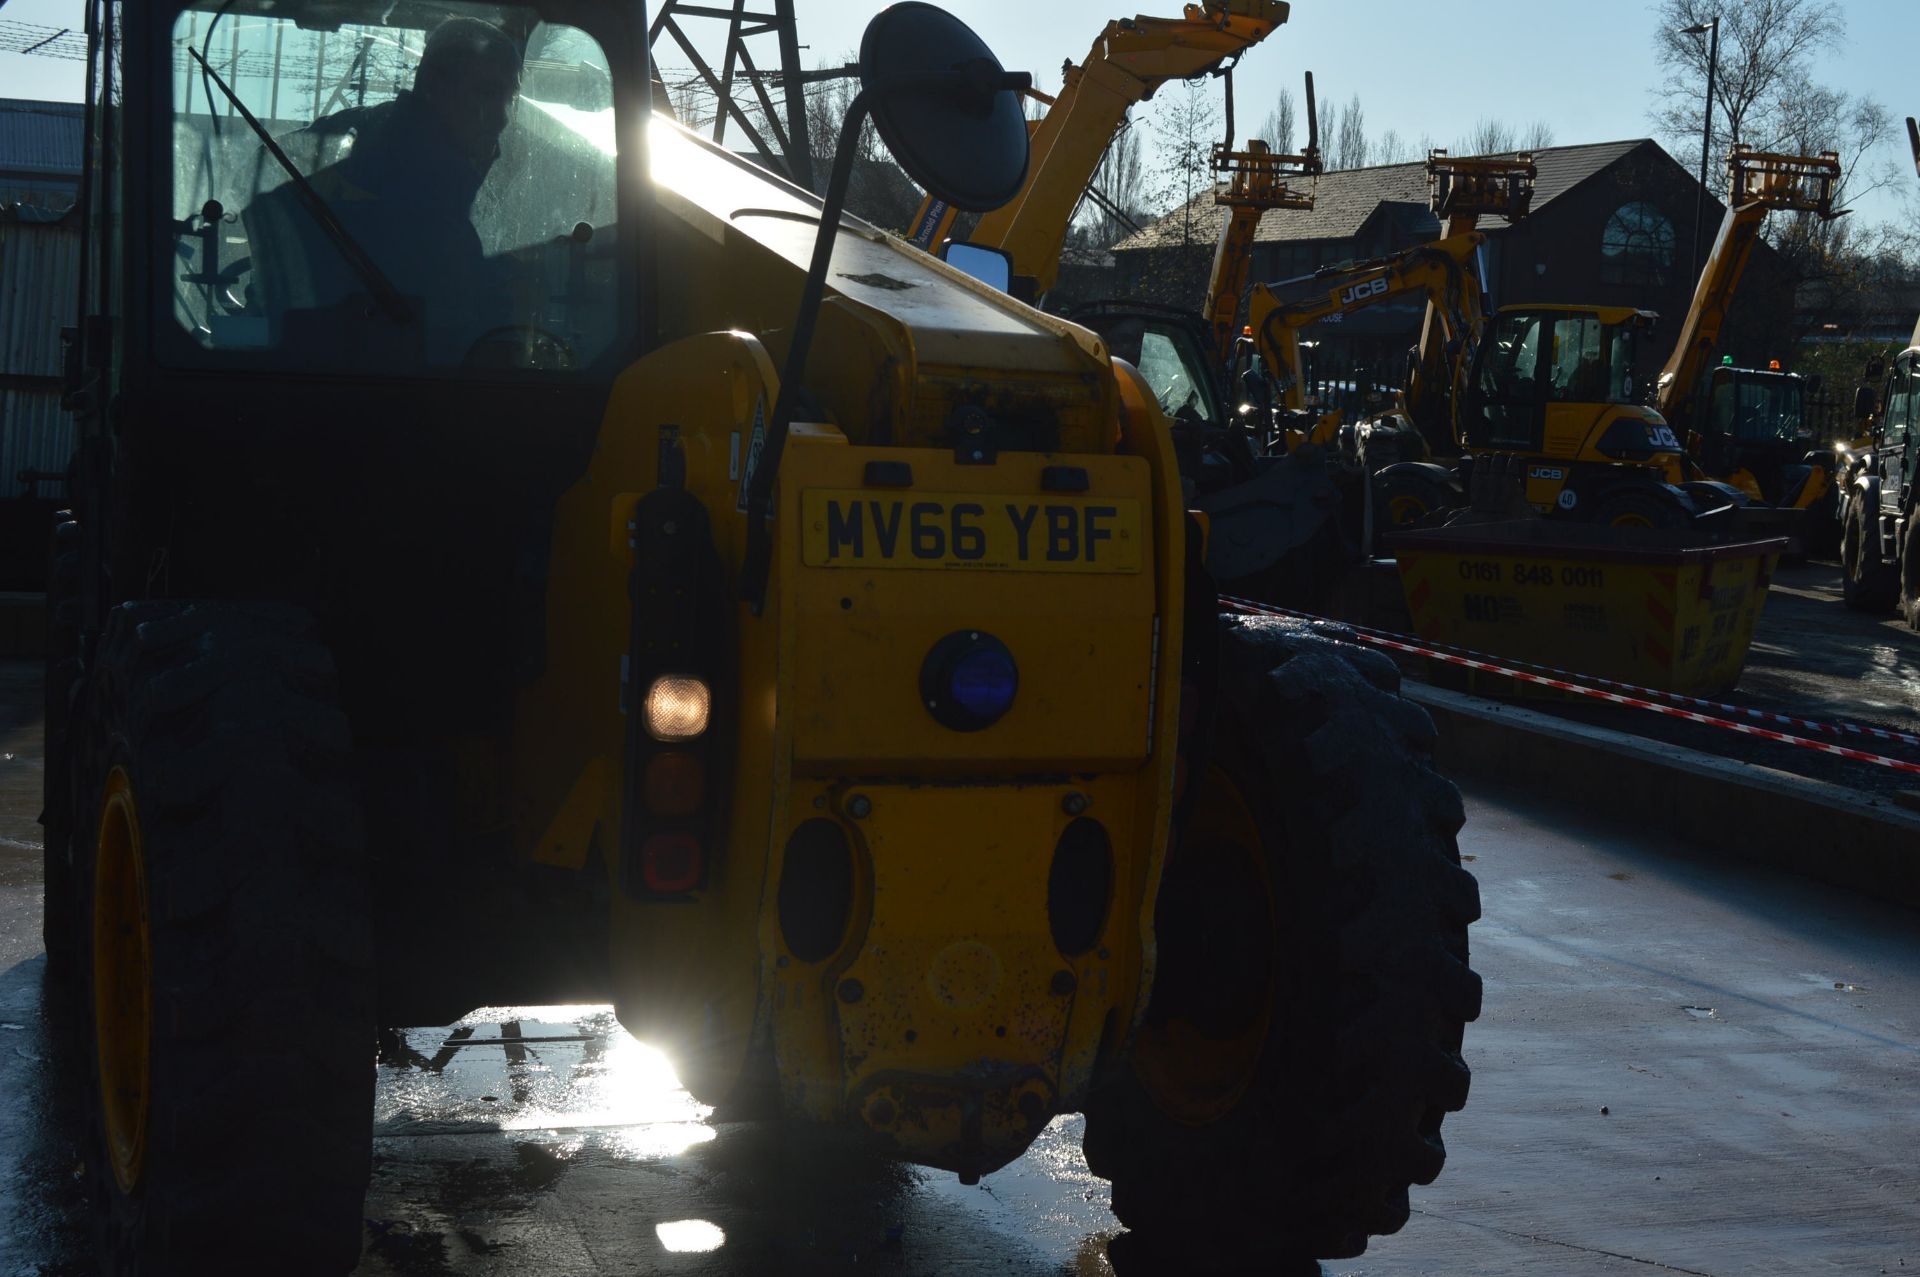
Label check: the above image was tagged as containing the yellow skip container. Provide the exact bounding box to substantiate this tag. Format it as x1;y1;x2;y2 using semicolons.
1384;520;1788;696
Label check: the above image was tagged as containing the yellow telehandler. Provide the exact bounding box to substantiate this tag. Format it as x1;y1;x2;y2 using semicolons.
1649;145;1844;549
44;5;1480;1273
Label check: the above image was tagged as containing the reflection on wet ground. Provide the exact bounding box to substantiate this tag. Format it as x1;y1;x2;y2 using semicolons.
360;1005;1119;1276
0;980;1125;1277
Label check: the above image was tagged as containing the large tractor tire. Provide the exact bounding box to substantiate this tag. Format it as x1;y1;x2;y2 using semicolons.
1840;497;1898;613
1589;482;1691;531
1083;616;1481;1270
42;512;82;987
74;602;375;1276
1372;462;1460;536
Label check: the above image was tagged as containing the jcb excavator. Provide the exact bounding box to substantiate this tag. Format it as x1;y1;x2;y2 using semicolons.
906;0;1293;301
1243;151;1536;525
44;2;1479;1274
1649;145;1844;544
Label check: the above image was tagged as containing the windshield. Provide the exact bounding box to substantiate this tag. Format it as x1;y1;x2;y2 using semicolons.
164;2;623;374
1709;371;1804;444
1479;311;1638;406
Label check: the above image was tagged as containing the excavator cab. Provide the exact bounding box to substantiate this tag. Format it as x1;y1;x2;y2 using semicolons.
1463;308;1655;445
1459;306;1696;522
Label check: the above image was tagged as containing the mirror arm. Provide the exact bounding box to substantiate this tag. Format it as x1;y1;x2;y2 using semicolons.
738;87;876;613
737;63;1032;612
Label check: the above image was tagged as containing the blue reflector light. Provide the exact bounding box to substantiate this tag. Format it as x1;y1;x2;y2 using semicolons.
951;648;1017;719
921;631;1019;731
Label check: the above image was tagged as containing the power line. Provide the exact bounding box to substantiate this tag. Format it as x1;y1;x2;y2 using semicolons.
0;20;88;60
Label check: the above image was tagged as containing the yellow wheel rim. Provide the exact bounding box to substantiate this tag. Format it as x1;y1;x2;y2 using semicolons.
1387;494;1428;526
93;766;152;1195
1132;763;1274;1125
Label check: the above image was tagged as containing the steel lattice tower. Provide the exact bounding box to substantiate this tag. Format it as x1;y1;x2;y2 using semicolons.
649;0;815;189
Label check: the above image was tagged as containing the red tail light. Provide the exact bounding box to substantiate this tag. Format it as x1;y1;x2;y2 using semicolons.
641;833;703;893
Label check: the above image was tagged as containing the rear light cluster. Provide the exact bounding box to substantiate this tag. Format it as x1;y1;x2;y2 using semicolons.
624;480;730;899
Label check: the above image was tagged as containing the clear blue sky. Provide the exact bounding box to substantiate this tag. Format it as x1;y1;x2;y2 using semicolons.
6;0;1915;228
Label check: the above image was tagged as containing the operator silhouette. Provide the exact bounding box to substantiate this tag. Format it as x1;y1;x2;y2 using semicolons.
245;17;522;361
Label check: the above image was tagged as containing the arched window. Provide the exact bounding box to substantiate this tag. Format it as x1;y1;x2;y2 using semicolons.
1600;202;1675;286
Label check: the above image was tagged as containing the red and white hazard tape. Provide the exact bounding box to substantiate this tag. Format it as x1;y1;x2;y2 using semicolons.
1227;598;1920;753
1218;594;1920;778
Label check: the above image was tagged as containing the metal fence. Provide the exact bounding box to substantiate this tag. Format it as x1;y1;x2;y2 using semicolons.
0;206;78;501
1803;391;1859;445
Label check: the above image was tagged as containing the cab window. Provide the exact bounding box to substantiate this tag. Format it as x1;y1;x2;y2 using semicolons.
1546;314;1605;402
164;2;621;374
1708;374;1736;436
1478;312;1542;404
1882;361;1914;445
1138;328;1215;424
1606;325;1638;403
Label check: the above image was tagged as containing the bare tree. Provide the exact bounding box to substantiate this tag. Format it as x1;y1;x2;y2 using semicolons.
1259;84;1296;154
661;73;710;130
1650;1;1896;277
805;55;882;168
1077;115;1149;249
1336;93;1368;169
1459;117;1518;156
1521;120;1556;151
1374;129;1415;166
1652;0;1845;179
1770;81;1894;211
1319;97;1340;168
1767;82;1895;271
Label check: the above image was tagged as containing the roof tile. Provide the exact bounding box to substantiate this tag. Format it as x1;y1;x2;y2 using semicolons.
1112;139;1651;252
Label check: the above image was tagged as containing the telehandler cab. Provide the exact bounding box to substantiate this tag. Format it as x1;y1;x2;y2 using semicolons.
44;2;1480;1272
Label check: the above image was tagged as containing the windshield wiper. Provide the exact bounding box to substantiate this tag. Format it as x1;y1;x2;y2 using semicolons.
189;49;413;326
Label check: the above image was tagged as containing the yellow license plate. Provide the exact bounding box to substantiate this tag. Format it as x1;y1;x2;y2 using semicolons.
800;489;1143;572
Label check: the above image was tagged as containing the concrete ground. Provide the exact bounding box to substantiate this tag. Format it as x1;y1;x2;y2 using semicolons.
4;657;1918;1275
1742;559;1920;730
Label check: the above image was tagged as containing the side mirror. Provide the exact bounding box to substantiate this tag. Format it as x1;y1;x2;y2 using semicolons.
939;241;1014;293
861;3;1031;212
1853;384;1879;421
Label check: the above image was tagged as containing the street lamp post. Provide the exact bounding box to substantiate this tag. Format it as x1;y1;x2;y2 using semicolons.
1681;17;1720;282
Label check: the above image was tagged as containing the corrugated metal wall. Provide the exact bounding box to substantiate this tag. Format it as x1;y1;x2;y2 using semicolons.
0;210;80;500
